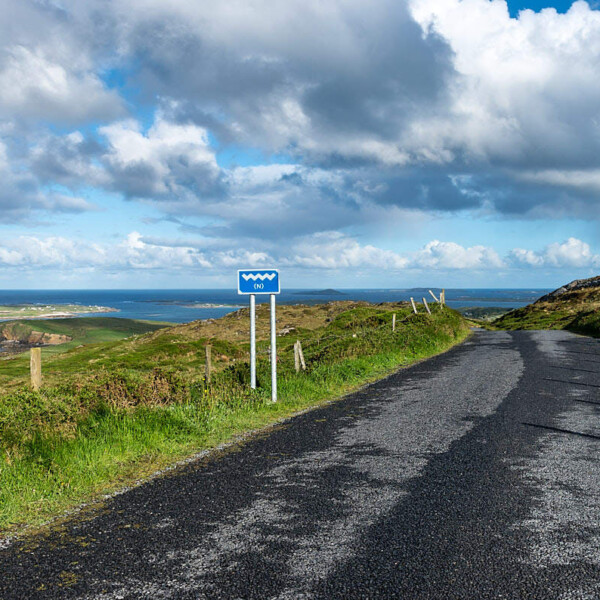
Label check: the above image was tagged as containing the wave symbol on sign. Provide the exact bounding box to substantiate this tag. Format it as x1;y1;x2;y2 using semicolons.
242;272;276;281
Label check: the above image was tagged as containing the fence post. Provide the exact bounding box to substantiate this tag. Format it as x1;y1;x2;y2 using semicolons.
205;344;212;384
429;290;439;303
410;297;418;314
423;298;431;315
298;340;306;371
392;313;396;331
294;341;300;373
441;289;446;305
30;347;42;390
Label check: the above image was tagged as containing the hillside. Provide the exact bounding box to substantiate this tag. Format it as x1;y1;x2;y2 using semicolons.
0;302;383;391
494;276;600;335
0;301;469;532
0;318;171;389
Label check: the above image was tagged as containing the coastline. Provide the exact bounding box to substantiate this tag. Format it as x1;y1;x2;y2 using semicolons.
0;305;118;322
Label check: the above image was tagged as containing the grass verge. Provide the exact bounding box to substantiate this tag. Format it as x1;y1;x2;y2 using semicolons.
0;305;469;535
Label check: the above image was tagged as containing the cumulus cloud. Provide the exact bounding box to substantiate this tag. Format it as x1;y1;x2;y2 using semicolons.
30;131;107;188
100;118;225;201
510;237;600;268
119;0;452;165
284;234;505;271
287;232;409;270
0;46;123;124
0;136;100;223
120;232;212;269
409;1;600;165
0;233;208;270
0;232;598;276
0;1;123;124
0;232;274;272
410;240;505;269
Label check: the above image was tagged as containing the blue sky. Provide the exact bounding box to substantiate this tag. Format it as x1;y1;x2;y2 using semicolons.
1;0;600;289
507;0;586;15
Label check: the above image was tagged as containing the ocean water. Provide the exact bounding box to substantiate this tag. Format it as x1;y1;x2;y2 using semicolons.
0;288;549;324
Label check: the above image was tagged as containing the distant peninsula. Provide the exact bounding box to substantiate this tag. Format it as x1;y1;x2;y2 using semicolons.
296;289;346;296
0;304;118;321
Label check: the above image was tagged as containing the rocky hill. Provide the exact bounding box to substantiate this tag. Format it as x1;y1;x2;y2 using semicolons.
534;275;600;303
494;276;600;334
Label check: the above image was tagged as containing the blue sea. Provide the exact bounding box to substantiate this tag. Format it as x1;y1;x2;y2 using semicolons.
0;289;549;324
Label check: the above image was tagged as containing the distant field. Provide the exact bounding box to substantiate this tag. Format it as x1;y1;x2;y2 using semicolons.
0;317;172;390
0;304;117;320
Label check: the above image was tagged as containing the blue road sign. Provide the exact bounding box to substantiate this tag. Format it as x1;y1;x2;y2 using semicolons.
238;269;280;295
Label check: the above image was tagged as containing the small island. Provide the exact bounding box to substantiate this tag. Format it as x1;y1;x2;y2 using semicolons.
0;304;118;320
296;289;346;296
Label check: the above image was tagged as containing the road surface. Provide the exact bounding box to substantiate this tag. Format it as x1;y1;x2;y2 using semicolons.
1;329;600;599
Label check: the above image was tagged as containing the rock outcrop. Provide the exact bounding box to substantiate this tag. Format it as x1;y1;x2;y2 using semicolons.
27;331;71;345
535;275;600;303
0;326;71;345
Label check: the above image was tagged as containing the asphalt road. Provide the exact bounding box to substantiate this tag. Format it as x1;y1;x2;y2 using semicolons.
2;329;600;599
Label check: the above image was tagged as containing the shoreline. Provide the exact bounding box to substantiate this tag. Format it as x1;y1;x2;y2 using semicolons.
0;306;118;322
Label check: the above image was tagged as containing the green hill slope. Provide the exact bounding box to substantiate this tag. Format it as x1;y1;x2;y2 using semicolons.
0;318;171;390
494;276;600;335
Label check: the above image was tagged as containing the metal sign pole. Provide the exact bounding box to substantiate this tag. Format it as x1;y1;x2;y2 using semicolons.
270;293;277;402
250;293;256;389
237;269;279;396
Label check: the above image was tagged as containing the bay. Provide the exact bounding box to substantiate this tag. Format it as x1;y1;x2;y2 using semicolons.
0;288;548;324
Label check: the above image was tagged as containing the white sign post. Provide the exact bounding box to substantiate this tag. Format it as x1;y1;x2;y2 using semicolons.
238;269;280;402
249;293;256;388
270;293;277;402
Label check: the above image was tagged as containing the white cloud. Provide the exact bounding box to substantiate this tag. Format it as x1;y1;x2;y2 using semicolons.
517;168;600;193
119;232;212;269
287;234;503;271
100;117;223;200
410;240;505;269
0;232;273;272
0;45;122;124
287;232;409;270
4;0;600;236
510;237;600;268
0;233;599;276
408;0;600;167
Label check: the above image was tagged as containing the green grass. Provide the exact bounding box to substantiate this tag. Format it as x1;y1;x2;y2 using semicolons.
493;303;600;337
0;305;469;534
491;277;600;337
1;316;170;343
0;318;171;389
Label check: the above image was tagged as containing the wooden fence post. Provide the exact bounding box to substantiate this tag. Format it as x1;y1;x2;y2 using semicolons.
392;313;396;331
205;344;212;384
298;341;306;371
410;298;418;314
294;341;300;373
30;347;41;390
441;289;446;305
423;298;431;315
429;290;439;303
